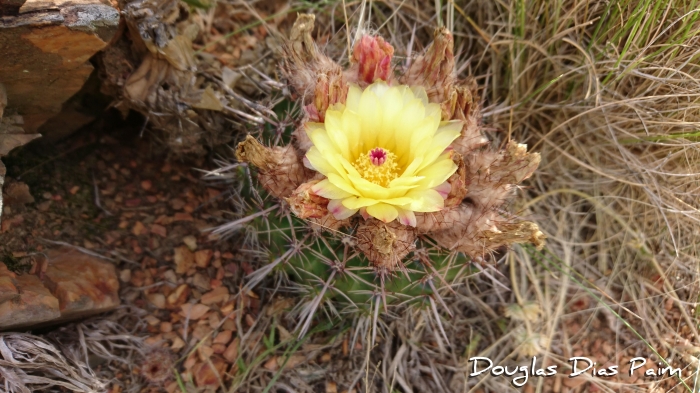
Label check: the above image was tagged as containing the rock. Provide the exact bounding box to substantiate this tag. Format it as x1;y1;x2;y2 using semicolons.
182;235;197;251
222;337;239;362
0;263;19;303
0;273;61;330
193;356;226;388
200;286;228;306
179;303;210;320
213;330;231;345
192;272;210;292
211;342;226;355
0;0;27;15
146;293;166;309
194;249;212;268
174;246;195;274
41;248;120;319
132;221;148;236
0;247;120;330
170;336;185;350
150;224;167;237
0;84;41;225
2;180;34;206
0;0;119;135
166;283;189;308
119;269;131;283
37;71;111;142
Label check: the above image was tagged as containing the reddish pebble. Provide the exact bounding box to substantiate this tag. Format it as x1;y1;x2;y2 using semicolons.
125;198;141;207
151;224;167;238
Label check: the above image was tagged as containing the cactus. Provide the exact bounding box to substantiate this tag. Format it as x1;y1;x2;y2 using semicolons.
224;14;545;335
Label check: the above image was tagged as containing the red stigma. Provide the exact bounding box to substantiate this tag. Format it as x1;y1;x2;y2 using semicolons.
369;148;387;166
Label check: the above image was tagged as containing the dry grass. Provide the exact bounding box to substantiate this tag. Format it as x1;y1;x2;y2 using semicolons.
210;0;700;392
461;1;700;391
0;307;151;393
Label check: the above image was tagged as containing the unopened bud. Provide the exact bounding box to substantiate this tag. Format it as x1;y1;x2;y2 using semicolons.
351;35;395;84
356;220;415;270
444;152;468;208
401;27;455;102
236;135;311;198
312;70;348;122
287;180;329;219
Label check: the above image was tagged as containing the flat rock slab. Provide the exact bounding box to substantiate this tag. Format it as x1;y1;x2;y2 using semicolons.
43;248;120;319
0;263;19;303
0;248;120;330
0;273;61;329
0;0;119;134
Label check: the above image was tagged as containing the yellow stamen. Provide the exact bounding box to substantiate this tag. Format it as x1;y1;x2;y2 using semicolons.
353;148;400;187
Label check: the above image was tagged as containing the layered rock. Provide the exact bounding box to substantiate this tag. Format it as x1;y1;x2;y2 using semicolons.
0;0;119;135
0;84;40;225
0;248;120;330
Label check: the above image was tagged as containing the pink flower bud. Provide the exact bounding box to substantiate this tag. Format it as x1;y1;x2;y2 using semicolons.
352;35;395;84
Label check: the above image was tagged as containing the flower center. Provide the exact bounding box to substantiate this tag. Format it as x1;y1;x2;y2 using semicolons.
353;147;399;187
369;148;387;166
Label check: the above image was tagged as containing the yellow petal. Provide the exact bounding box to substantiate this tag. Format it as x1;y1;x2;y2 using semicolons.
434;181;452;198
307;146;351;182
366;203;399;223
425;102;442;118
328;199;358;219
377;87;403;150
415;157;458;189
327;173;360;196
324;110;351;159
396;207;417;227
337;154;362;178
346;84;363;112
410;86;429;105
399;156;424;178
404;188;445;212
378;196;415;206
342;196;380;210
341;110;362;159
305;121;325;133
415;121;462;171
306;147;340;177
307;126;335;154
311;179;354;199
368;81;390;97
359;89;381;150
388;175;423;188
409;115;441;158
394;100;427;164
347;173;415;199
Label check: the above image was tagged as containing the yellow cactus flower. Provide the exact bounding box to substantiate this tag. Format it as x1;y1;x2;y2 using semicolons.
304;81;462;226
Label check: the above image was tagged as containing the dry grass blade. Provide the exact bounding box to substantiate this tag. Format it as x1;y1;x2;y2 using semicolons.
0;333;107;393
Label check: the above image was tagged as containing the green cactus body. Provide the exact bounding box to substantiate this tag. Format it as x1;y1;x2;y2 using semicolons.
247;195;474;314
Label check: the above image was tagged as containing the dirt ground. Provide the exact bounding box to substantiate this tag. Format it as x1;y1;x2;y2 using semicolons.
0;115;365;392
